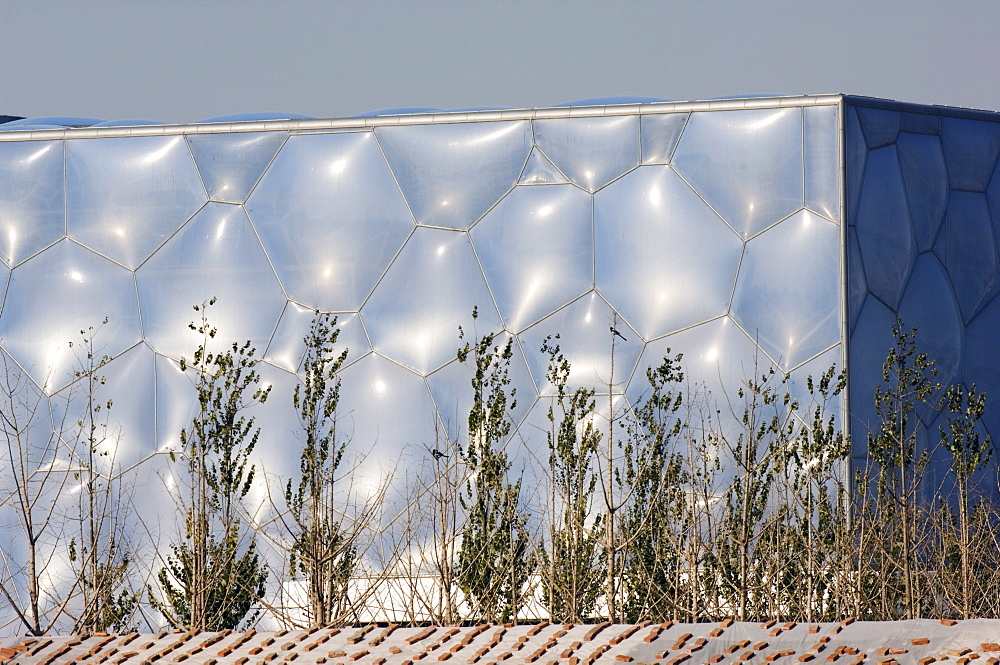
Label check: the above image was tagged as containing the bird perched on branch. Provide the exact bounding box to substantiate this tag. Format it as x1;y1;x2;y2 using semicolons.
610;326;627;342
431;448;449;461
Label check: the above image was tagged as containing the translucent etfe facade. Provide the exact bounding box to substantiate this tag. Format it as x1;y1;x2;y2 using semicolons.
0;95;996;606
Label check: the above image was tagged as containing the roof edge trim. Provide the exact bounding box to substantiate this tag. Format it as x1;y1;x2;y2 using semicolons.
843;95;1000;122
0;94;844;142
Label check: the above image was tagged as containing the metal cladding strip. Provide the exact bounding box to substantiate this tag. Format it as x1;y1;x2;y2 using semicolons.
3;620;1000;664
0;95;845;142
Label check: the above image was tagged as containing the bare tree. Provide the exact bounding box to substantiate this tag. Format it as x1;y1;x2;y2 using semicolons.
63;321;137;633
0;353;75;635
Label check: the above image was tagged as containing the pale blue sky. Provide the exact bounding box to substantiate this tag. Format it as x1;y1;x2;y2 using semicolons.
2;0;999;123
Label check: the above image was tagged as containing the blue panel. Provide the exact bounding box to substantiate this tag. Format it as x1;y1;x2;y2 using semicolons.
986;158;1000;254
845;106;866;223
966;294;1000;442
731;211;841;371
246;132;415;311
847;295;897;456
856;106;901;149
594;165;743;341
472;184;592;333
897;254;963;409
376;121;531;229
847;228;867;332
935;192;997;323
533;115;640;192
640;113;688;164
900;112;940;135
0;140;65;267
940;116;1000;191
672;108;803;239
855;145;914;309
897;132;947;252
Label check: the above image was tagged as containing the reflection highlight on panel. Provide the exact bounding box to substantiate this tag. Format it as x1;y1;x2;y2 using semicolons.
362;227;500;375
595;165;743;340
472;183;593;333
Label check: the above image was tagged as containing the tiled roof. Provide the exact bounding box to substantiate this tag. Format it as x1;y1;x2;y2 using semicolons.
1;619;998;665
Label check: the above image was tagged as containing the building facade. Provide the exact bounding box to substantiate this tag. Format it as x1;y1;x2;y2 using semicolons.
0;93;997;540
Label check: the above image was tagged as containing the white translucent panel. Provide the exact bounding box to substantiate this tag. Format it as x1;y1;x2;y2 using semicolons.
263;301;317;373
0;140;64;266
242;363;305;496
897;255;963;406
425;333;536;445
0;348;55;464
265;303;370;374
936;192;997;323
376;121;531;229
130;452;197;563
509;394;619;495
246;132;415;312
855;106;901;149
803;105;840;221
672;108;803;239
0;261;10;313
188;131;287;203
640;113;688;164
66;136;207;269
731;211;841;371
847;229;867;331
532;115;639;192
362;228;501;375
472;184;593;333
336;354;438;483
940;116;1000;192
136;203;286;360
50;342;156;470
783;345;844;426
594;166;743;341
630;316;776;449
519;292;642;396
855;146;914;309
518;147;569;185
897;132;947;252
154;353;197;453
0;240;141;393
845;107;866;222
966;295;1000;443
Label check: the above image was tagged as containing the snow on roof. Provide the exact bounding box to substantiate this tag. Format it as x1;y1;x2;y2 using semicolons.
1;619;998;665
